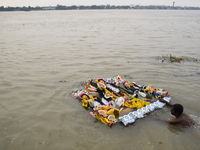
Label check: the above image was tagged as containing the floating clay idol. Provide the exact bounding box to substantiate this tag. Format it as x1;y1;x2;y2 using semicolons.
71;75;171;126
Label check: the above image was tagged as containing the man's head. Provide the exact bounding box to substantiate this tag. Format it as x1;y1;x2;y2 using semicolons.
171;104;183;116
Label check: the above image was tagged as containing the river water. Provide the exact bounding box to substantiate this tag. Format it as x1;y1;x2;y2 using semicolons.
0;10;200;150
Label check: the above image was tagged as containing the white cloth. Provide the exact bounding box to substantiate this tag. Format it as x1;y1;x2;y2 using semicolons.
115;97;125;107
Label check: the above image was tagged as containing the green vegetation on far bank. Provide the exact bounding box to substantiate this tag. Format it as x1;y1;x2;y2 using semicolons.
1;4;200;11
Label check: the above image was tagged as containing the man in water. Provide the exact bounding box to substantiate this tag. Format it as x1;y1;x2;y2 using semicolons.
159;98;195;126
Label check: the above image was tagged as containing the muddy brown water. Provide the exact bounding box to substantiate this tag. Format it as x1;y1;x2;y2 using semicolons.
0;10;200;150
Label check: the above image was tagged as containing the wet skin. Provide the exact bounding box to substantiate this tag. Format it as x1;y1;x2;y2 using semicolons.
160;98;196;126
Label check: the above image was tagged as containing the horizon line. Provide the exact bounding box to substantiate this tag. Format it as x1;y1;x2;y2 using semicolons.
1;4;200;8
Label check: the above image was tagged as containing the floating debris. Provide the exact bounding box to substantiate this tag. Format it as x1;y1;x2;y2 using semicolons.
59;80;68;82
156;55;200;63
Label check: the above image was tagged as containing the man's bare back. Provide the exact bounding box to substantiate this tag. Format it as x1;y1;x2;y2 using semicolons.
159;98;195;126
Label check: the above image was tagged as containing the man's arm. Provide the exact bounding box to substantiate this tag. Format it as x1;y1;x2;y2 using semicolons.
163;119;182;124
159;98;173;107
153;117;181;124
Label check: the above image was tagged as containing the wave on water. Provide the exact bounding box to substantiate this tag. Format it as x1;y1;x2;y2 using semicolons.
190;115;200;129
190;115;200;124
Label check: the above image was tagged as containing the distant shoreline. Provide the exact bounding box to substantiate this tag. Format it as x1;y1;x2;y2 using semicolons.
1;5;200;11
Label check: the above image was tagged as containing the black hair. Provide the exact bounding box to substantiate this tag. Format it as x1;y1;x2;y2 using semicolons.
173;104;183;115
98;79;105;82
81;94;88;98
